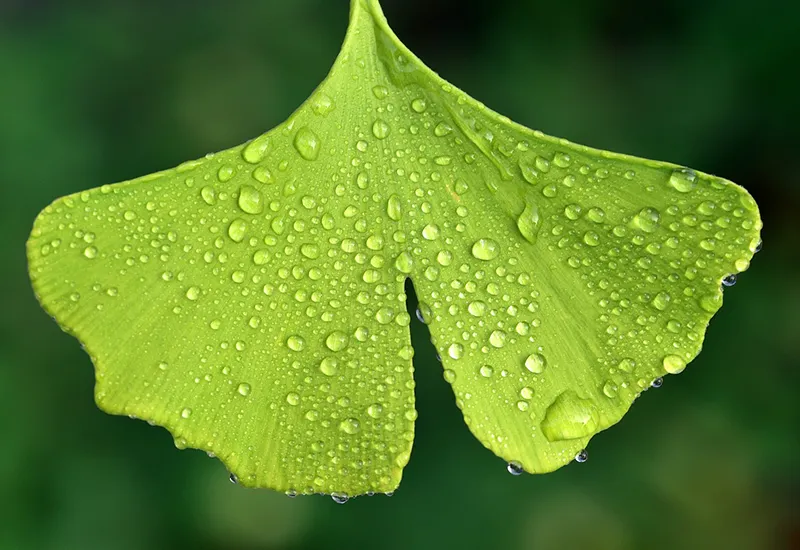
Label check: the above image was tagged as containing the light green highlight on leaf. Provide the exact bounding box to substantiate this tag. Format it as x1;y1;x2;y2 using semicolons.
27;0;762;499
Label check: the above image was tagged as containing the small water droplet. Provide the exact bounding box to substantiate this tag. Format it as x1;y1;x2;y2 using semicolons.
722;274;737;287
575;449;589;463
651;377;663;388
372;85;389;99
422;224;441;240
237;383;251;397
201;186;217;205
489;330;507;348
479;365;494;378
434;122;452;137
507;461;524;475
83;246;98;259
186;287;200;301
229;473;239;484
443;369;457;383
181;407;192;419
331;493;350;504
311;92;335;116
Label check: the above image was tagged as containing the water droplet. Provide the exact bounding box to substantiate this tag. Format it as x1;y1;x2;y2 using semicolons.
489;330;507;348
587;207;606;223
217;165;235;182
448;343;464;360
237;383;251;397
602;381;618;398
507;461;524;475
331;493;350;504
387;194;402;221
228;219;247;242
468;301;486;317
300;243;320;259
722;274;737;287
575;449;589;463
83;246;97;259
540;391;599;442
434;122;452;137
632;207;661;233
320;357;339;376
201;186;217;205
372;119;391;139
372;85;388;99
472;238;499;261
662;355;686;374
651;291;671;311
294;127;321;160
443;369;457;383
651;377;663;388
617;358;635;373
583;231;600;247
242;135;270;164
525;353;546;374
287;335;305;352
311;92;335;116
422;224;441;240
479;365;494;378
238;185;264;214
411;98;427;113
186;287;200;301
286;392;300;406
181;407;192;419
394;251;414;273
367;403;384;418
517;203;541;244
229;473;239;484
325;331;348;352
339;418;360;435
252;166;273;184
668;169;697;193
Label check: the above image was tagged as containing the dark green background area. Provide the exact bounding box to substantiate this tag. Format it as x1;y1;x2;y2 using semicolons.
2;0;798;548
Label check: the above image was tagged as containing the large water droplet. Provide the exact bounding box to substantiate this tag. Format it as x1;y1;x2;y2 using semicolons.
517;202;541;244
372;119;391;139
472;238;499;261
287;335;305;352
668;169;697;193
540;391;599;442
228;219;247;242
320;357;339;376
525;353;546;374
237;383;251;397
507;461;524;475
294;127;321;160
395;251;414;273
632;207;661;233
325;331;349;352
387;194;402;221
238;185;263;214
662;355;686;374
242;135;270;164
339;418;361;435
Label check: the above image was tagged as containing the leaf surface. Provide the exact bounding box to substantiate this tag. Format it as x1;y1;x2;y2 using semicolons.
27;0;762;497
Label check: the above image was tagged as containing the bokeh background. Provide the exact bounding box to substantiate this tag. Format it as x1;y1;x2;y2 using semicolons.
2;0;798;548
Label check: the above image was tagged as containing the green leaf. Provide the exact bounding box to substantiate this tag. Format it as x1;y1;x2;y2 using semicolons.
27;0;762;498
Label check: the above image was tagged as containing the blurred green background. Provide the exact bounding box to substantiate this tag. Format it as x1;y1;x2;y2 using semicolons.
2;0;798;548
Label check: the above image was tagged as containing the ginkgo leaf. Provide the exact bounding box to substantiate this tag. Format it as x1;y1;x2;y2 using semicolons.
27;0;762;499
